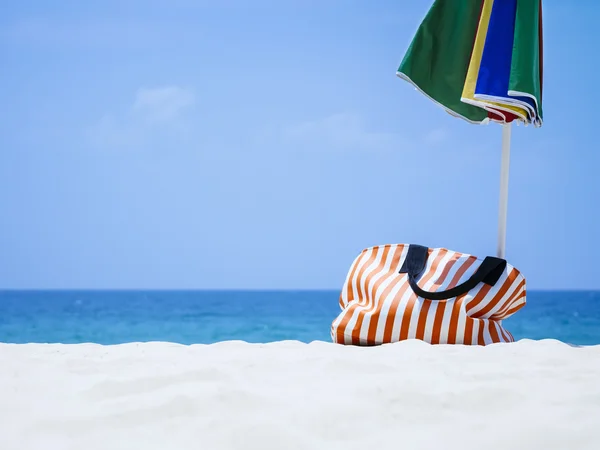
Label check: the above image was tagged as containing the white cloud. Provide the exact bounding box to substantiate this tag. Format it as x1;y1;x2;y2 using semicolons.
263;112;400;152
424;127;448;146
87;85;196;149
132;86;195;123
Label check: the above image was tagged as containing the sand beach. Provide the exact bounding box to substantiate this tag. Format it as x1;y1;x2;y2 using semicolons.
2;339;600;449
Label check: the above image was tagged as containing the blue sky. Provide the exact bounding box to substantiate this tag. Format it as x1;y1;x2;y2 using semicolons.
1;0;598;290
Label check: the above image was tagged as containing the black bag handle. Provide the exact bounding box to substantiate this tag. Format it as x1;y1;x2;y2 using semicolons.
398;244;507;301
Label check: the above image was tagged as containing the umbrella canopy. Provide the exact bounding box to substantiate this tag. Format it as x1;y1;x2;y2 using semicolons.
397;0;543;126
396;0;544;258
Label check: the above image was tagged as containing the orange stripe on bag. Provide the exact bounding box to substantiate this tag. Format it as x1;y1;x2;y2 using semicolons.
491;283;526;320
350;246;386;345
471;268;519;318
446;257;478;344
364;245;405;345
336;248;378;341
339;250;366;308
415;250;451;341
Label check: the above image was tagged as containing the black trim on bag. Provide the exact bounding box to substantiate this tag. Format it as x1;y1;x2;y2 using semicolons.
398;244;507;301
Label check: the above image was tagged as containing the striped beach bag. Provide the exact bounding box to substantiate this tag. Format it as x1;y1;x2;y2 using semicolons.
331;244;526;346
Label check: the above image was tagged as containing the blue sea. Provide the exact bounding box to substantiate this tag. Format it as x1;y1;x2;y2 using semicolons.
1;290;599;346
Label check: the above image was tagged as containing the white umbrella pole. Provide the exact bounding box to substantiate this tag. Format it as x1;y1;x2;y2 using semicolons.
497;123;512;259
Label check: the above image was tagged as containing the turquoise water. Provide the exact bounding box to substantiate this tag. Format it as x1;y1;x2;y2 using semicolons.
1;290;599;345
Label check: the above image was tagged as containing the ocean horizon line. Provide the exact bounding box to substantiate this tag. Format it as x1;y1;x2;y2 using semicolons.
2;288;600;294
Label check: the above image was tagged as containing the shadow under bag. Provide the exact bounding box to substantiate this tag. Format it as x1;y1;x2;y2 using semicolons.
331;244;526;346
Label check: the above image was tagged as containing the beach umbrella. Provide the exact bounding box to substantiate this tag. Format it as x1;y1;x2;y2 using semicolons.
397;0;543;258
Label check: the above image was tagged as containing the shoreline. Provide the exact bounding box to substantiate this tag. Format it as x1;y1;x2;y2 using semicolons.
0;337;594;347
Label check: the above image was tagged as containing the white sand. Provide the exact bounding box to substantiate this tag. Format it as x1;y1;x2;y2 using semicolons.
1;340;600;450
